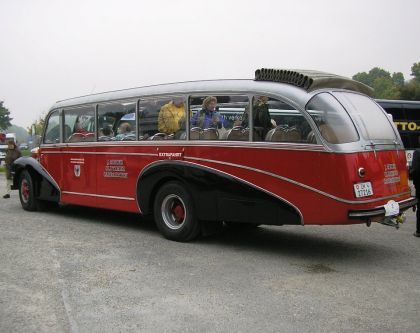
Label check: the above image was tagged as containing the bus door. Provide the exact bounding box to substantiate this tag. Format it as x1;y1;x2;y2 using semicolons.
61;106;97;206
40;110;62;188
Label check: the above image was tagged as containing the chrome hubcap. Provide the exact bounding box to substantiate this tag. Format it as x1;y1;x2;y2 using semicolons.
161;194;186;230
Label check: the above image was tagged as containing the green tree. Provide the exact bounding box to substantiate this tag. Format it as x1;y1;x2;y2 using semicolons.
392;72;405;86
411;62;420;82
372;77;400;99
0;101;13;130
27;114;45;136
399;80;420;100
353;67;392;87
352;68;402;99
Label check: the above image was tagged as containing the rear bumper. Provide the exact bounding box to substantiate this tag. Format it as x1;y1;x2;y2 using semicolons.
348;197;417;219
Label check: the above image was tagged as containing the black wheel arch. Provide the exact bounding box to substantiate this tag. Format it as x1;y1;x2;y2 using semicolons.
137;161;301;225
12;157;60;202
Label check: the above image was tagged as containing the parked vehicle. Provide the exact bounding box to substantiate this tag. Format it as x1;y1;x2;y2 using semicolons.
11;69;417;241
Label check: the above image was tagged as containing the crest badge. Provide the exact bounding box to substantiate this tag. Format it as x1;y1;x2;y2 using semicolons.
74;165;81;177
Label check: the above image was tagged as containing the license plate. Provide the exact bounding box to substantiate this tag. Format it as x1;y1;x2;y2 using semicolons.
354;182;373;198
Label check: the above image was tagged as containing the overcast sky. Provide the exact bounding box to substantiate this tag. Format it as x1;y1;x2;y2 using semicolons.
1;0;420;129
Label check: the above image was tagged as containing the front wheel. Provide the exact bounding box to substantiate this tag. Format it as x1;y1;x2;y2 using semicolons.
19;170;38;211
153;181;200;242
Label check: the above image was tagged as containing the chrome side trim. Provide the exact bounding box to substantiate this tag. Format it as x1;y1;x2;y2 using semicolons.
185;156;412;205
62;191;135;201
42;151;158;157
40;141;327;152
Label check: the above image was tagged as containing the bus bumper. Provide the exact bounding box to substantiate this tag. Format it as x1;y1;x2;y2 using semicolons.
348;197;417;220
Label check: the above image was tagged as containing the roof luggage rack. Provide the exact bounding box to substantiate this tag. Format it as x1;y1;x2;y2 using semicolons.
254;68;374;97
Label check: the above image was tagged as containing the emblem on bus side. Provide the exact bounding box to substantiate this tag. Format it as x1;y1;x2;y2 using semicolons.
74;165;81;177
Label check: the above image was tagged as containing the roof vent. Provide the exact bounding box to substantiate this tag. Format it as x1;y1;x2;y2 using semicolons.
254;68;373;97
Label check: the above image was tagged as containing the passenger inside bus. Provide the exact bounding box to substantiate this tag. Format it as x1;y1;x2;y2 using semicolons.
115;122;133;140
190;96;229;129
158;98;186;136
98;125;114;141
240;96;276;139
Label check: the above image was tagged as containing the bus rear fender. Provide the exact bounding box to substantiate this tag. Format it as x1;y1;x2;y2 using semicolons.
137;161;301;225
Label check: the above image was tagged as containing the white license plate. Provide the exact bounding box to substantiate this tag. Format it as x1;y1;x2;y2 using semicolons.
354;182;373;198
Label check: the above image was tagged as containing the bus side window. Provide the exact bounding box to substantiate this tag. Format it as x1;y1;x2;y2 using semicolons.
252;97;311;143
189;95;248;141
64;106;96;143
98;100;136;141
140;96;186;140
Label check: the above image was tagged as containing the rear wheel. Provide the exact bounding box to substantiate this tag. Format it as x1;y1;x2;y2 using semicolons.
19;170;37;211
153;181;200;242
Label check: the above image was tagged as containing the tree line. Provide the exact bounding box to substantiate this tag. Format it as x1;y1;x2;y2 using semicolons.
352;61;420;99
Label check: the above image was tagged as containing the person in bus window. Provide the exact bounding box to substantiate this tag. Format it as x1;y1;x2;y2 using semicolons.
74;119;88;134
115;122;132;140
191;96;228;129
98;125;114;140
3;139;21;199
158;98;186;134
239;96;276;138
411;140;420;237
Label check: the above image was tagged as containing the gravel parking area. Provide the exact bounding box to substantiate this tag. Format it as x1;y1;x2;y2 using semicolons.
1;176;419;333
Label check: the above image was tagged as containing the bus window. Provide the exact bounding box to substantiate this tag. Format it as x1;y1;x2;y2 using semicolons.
64;106;95;143
43;110;60;144
189;95;247;140
306;93;359;144
98;101;136;141
139;96;186;140
249;96;313;143
335;92;397;142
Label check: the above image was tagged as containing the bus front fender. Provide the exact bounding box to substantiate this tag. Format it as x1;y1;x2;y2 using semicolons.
12;157;60;201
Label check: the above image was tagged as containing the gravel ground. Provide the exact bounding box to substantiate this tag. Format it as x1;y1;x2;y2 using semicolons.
1;176;419;333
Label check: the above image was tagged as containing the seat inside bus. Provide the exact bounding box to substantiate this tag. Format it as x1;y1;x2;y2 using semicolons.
265;127;302;142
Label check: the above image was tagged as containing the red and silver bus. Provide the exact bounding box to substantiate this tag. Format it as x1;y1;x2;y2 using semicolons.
12;69;417;241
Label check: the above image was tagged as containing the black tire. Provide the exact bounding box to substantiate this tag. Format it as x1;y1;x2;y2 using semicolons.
153;181;200;242
18;170;38;211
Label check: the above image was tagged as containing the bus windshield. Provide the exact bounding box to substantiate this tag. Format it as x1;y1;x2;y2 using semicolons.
334;92;398;142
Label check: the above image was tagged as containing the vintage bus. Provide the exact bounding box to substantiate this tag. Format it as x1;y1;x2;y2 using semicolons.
11;69;417;241
376;99;420;165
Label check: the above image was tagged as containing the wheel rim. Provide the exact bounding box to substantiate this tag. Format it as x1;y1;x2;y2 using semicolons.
21;179;30;203
161;194;186;230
